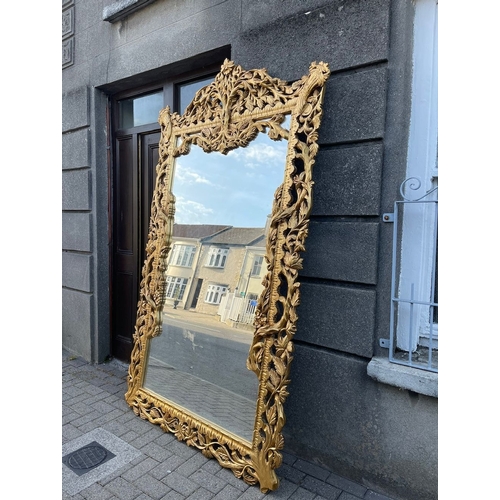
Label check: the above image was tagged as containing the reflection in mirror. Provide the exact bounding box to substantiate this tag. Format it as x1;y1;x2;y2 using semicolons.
143;120;290;442
125;60;330;492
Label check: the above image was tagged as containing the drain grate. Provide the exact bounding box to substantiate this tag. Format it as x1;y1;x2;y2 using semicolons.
62;441;116;476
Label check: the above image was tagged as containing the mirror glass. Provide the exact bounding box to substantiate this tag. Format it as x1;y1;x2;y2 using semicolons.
126;60;330;491
143;118;290;442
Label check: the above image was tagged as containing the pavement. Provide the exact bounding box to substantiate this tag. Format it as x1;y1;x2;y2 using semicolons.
62;348;397;500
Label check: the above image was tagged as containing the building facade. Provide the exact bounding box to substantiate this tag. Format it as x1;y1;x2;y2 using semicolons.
62;1;438;499
165;224;233;309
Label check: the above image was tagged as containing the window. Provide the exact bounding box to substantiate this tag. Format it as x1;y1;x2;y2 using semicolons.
205;284;228;305
170;244;196;267
205;247;229;269
165;276;188;300
386;0;438;373
178;75;218;114
118;91;164;128
251;256;264;276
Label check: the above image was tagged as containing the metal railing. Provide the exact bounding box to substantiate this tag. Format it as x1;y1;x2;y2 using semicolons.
383;177;438;373
218;293;257;327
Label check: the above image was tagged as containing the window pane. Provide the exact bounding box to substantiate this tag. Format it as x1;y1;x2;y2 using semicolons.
178;76;215;114
188;250;195;267
119;91;163;128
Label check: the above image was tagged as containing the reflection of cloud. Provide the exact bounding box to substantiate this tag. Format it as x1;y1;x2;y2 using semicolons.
244;143;285;161
228;142;287;167
175;163;213;185
175;196;214;224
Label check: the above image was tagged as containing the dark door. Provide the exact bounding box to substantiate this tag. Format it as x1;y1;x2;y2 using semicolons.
110;73;218;362
111;133;138;361
190;279;203;309
140;132;160;267
111;125;160;362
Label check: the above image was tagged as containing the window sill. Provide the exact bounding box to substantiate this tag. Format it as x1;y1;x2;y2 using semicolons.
103;0;157;23
367;357;438;398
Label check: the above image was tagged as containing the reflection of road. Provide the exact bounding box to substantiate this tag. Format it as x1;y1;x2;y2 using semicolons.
147;309;258;399
161;314;253;345
142;308;260;442
163;306;255;342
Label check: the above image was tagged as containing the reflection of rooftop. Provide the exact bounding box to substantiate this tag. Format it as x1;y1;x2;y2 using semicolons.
173;224;230;239
172;223;266;247
203;227;265;246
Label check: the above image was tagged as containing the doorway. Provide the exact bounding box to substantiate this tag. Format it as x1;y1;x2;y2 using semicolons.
110;71;218;361
190;279;204;309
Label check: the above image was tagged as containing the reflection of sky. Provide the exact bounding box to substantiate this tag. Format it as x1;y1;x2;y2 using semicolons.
172;131;288;227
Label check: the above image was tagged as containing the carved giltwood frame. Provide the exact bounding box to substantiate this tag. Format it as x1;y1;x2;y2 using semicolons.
125;59;330;492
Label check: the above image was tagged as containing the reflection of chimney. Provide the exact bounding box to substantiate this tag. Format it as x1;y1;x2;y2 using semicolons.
264;214;271;239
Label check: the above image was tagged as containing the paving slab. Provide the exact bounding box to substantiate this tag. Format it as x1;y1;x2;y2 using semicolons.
62;349;398;500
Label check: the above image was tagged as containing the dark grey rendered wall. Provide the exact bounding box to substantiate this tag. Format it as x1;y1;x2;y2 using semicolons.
62;1;437;499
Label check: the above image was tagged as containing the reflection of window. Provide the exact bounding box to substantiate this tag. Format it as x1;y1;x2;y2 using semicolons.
170;245;196;267
205;283;228;305
251;256;264;276
206;247;228;268
165;276;188;300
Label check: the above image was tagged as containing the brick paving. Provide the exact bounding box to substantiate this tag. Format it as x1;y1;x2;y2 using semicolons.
144;356;255;442
62;349;396;500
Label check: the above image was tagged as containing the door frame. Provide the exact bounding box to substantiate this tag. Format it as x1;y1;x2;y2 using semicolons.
108;65;222;361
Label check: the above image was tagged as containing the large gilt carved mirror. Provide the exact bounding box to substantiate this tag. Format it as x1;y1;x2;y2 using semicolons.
125;60;330;492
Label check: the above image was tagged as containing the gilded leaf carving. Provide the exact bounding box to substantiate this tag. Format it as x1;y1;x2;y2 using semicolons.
125;59;329;492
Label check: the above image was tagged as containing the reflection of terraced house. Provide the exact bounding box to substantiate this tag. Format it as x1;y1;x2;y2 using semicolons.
189;227;265;317
163;224;230;310
218;244;267;328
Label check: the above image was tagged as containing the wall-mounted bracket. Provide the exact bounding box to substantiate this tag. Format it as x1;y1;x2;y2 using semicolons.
379;338;390;348
382;213;394;223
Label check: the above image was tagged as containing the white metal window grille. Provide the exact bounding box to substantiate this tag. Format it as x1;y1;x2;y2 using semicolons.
170;245;196;267
251;256;264;276
164;276;188;300
205;283;228;305
383;179;438;372
379;0;438;373
206;247;228;268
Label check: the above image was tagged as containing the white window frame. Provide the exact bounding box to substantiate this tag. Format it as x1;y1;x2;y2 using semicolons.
396;0;438;353
170;244;196;268
251;255;264;276
205;247;229;269
205;283;228;305
165;276;188;300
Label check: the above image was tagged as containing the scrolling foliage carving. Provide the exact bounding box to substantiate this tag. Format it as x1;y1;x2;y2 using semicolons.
125;59;330;492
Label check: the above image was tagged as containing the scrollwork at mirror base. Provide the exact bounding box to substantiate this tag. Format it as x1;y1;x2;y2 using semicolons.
125;59;330;492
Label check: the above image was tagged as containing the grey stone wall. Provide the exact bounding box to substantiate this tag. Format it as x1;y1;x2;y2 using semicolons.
62;1;436;499
62;76;93;360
